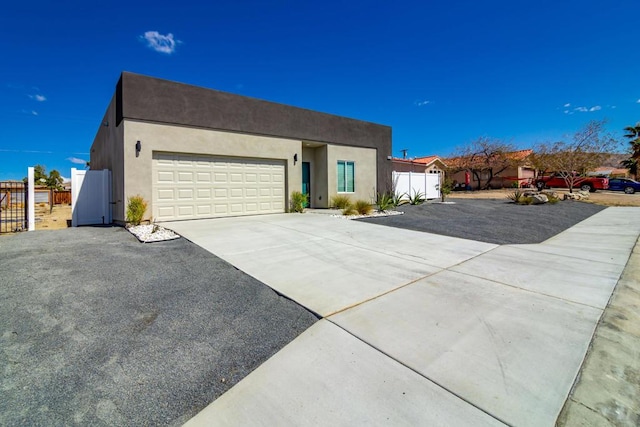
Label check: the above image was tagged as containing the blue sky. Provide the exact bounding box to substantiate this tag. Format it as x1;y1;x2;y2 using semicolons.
2;0;639;181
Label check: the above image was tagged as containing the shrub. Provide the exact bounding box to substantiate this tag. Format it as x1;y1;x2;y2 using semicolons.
290;191;308;213
547;194;560;204
507;190;524;203
342;204;357;216
408;190;425;205
440;178;453;202
354;200;373;215
376;192;394;211
331;195;351;209
392;192;408;207
126;195;147;226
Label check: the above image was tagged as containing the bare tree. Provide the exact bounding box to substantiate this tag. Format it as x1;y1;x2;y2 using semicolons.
533;120;620;192
451;137;519;190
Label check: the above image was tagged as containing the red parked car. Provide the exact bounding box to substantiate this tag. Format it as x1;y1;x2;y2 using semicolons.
535;173;608;192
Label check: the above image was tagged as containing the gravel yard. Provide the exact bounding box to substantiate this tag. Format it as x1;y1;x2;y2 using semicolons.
358;198;606;245
0;227;317;426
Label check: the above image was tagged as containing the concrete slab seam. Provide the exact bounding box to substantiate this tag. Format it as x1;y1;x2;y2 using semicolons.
259;218;497;269
446;267;617;312
326;319;513;427
324;268;445;317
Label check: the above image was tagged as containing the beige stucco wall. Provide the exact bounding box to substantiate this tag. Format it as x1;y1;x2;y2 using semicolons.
120;120;302;223
327;145;377;205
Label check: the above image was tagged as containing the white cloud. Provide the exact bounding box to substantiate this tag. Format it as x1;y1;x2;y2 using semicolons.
637;99;640;103
415;100;430;107
141;31;180;54
28;94;47;101
564;103;571;107
30;110;38;116
589;106;601;111
67;157;87;165
574;106;588;112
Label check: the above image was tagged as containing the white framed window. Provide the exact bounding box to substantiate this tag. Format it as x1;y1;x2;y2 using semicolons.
337;160;355;193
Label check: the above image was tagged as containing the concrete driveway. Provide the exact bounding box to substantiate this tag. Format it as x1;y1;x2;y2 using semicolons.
165;207;640;426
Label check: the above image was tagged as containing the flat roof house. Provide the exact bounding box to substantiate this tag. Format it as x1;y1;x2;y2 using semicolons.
90;72;392;224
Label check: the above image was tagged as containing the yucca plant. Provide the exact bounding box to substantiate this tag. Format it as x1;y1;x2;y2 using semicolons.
290;191;308;213
376;192;394;211
408;190;425;205
354;200;373;215
331;194;351;209
392;192;409;207
506;190;524;203
126;195;147;226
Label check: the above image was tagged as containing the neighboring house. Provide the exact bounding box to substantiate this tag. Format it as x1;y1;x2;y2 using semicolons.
90;72;392;224
446;149;536;189
392;156;447;175
589;167;629;178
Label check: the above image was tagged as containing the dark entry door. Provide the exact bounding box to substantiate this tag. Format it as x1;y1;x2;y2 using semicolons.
302;162;311;208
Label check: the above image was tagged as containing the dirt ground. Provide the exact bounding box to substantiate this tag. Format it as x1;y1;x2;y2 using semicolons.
34;204;71;230
448;188;640;207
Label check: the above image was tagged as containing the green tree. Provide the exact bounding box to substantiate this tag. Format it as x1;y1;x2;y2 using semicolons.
621;124;640;180
46;169;64;190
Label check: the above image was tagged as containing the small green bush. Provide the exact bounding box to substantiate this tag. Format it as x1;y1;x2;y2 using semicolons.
332;195;351;209
290;191;308;213
126;195;147;226
547;194;560;204
354;200;373;215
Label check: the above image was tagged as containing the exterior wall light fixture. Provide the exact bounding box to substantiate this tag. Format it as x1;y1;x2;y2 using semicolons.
136;140;141;157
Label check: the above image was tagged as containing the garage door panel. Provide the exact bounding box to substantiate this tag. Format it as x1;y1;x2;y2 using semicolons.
153;153;285;221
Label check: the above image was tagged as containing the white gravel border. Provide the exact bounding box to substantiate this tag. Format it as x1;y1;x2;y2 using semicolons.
330;210;405;220
126;224;181;243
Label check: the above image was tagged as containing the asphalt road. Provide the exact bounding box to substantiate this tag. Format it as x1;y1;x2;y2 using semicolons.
0;227;317;426
359;199;606;245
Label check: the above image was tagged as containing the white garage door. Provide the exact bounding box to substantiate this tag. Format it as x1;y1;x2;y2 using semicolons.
153;153;285;221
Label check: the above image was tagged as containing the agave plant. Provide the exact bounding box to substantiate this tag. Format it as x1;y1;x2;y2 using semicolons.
408;189;425;205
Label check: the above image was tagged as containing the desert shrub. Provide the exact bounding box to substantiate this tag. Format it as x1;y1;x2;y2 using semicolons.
408;190;425;205
354;200;373;215
126;195;147;226
507;190;524;203
290;191;308;213
547;194;560;204
342;204;357;216
332;194;352;209
393;192;408;207
376;192;394;211
521;196;534;205
440;178;453;201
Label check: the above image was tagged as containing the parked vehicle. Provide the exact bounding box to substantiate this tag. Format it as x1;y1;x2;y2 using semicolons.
607;178;640;194
535;173;608;192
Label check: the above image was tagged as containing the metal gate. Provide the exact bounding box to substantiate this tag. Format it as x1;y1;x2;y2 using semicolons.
0;181;28;233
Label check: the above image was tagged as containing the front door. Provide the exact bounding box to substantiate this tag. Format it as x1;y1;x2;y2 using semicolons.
302;162;311;208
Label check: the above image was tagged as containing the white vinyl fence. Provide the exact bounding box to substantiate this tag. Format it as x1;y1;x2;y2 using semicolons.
71;168;112;226
393;171;440;200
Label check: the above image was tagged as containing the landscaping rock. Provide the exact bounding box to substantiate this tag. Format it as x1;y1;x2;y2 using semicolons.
531;194;548;205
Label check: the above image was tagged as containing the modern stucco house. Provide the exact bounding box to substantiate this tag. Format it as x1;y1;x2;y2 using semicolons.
90;72;392;224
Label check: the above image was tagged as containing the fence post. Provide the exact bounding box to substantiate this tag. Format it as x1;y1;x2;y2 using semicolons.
28;167;35;231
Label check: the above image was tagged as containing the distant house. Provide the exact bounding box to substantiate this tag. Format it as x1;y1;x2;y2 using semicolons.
589;167;629;178
445;149;536;189
391;156;447;175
